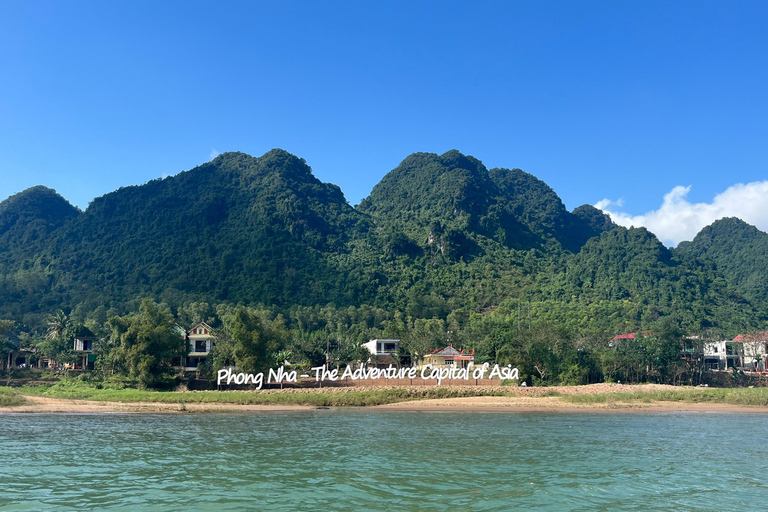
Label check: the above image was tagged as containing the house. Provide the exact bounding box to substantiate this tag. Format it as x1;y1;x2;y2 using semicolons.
702;340;743;370
180;322;216;372
73;336;99;370
363;338;399;355
733;332;768;371
362;338;400;368
421;345;475;369
700;333;768;371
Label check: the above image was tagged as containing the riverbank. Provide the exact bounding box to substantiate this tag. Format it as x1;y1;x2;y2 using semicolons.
2;395;311;413
4;383;768;414
375;395;768;413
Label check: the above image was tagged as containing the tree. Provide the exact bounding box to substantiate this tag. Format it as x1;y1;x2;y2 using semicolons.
214;306;286;374
46;310;68;340
107;299;187;388
643;318;685;384
1;319;16;382
401;318;446;366
36;317;93;370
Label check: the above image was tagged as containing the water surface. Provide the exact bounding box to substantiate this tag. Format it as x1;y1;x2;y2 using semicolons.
1;411;764;511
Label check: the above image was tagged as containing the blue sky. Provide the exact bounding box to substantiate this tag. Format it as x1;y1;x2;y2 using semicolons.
2;0;768;245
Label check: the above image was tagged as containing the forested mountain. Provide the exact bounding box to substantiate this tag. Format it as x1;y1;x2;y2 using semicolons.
54;149;373;308
676;217;768;303
0;150;377;324
549;226;760;333
0;186;80;266
358;150;614;257
0;149;765;338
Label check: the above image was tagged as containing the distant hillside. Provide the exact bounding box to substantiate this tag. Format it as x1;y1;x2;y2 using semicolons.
0;150;379;324
62;150;378;305
0;186;79;267
0;149;765;335
552;226;761;332
676;217;768;303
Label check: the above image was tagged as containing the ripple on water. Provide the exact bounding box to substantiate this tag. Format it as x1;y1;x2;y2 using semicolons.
1;412;767;511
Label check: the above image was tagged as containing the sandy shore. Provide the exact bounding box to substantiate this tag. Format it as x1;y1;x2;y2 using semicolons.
374;395;768;414
3;384;768;414
2;395;312;414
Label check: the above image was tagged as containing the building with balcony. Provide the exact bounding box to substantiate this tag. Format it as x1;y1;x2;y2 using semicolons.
421;344;475;369
181;322;216;372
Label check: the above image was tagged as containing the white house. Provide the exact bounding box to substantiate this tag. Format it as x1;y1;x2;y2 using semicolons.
362;338;400;368
73;336;99;370
703;332;768;371
363;338;399;356
734;332;768;371
703;340;741;370
179;322;216;372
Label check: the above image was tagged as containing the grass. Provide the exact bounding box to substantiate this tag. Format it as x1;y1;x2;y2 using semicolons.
0;387;27;407
13;378;768;409
17;379;511;407
561;388;768;407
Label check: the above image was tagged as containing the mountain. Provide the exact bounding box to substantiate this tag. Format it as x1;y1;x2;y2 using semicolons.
552;225;761;332
571;204;616;241
487;167;614;252
358;150;506;259
0;186;80;266
0;150;381;323
358;150;615;258
0;149;763;336
676;217;768;303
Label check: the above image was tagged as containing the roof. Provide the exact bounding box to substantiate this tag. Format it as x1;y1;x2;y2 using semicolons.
187;322;215;335
733;331;768;342
427;345;475;359
610;332;654;342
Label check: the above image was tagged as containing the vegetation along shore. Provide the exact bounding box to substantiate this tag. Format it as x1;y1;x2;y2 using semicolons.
5;383;768;415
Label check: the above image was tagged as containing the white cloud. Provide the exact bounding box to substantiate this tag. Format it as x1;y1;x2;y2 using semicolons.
594;198;624;210
209;148;220;160
595;180;768;246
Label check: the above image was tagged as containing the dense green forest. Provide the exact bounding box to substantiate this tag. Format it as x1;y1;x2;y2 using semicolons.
677;217;768;304
1;149;767;386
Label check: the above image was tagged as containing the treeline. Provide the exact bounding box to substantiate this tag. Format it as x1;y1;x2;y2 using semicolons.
1;298;731;388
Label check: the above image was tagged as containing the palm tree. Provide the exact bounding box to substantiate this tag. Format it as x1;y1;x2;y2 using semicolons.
46;310;68;340
1;319;16;382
